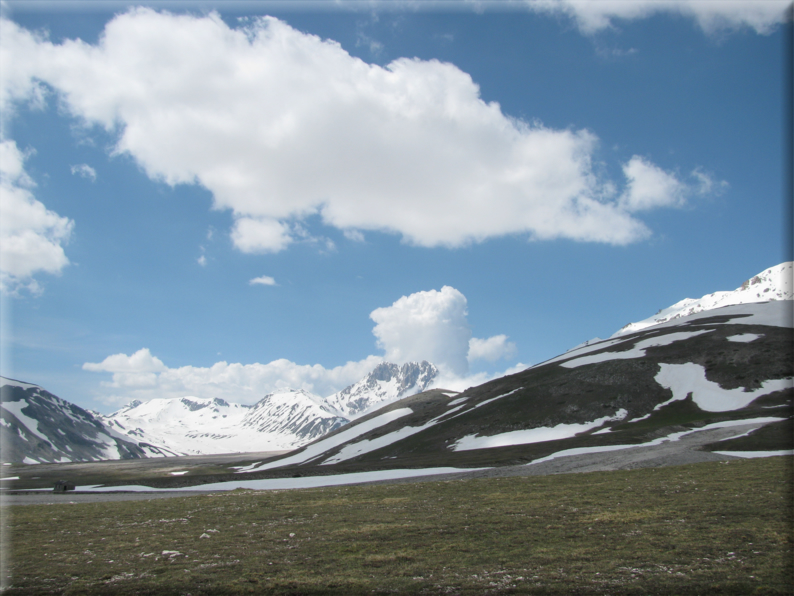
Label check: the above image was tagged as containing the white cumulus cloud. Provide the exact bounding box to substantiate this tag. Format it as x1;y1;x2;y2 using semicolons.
82;348;168;389
618;156;725;212
370;285;518;375
468;334;517;363
0;9;716;255
249;275;277;286
370;286;472;376
84;349;385;406
524;0;789;35
618;156;687;212
0;139;73;294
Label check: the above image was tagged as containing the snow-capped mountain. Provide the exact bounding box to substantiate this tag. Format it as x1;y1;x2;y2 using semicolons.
0;377;176;464
99;389;346;456
613;262;793;336
3;361;437;462
241;389;347;441
100;365;434;455
325;361;438;418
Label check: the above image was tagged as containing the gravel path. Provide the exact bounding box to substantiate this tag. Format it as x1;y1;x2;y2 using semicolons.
0;421;776;506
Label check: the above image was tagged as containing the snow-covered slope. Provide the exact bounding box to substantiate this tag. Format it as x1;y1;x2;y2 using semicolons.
0;377;176;464
613;262;793;337
325;361;438;418
241;389;347;442
100;390;346;456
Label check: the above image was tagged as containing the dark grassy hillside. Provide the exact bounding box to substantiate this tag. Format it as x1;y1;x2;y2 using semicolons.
0;383;149;464
238;320;792;479
3;457;791;595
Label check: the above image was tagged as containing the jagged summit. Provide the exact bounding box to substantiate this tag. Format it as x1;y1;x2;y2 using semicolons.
325;361;438;418
613;262;793;337
241;388;347;442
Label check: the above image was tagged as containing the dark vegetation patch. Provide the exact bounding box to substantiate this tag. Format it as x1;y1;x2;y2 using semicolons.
3;457;792;595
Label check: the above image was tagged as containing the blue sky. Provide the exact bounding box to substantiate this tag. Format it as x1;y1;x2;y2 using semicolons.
0;0;790;412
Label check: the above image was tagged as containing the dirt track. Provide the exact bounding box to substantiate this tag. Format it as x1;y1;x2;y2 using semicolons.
2;421;778;506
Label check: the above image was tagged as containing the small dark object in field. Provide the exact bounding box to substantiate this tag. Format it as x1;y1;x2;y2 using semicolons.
53;480;75;492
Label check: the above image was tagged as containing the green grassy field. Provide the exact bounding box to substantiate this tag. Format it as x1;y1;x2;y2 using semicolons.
2;457;792;595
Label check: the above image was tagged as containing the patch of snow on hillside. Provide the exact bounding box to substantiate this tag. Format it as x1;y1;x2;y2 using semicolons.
525;417;785;466
561;330;713;369
95;432;123;460
241;408;414;472
451;409;628;451
321;421;434;464
654;363;792;412
727;333;762;343
0;378;40;390
324;388;529;463
1;400;50;443
713;450;794;458
81;466;489;492
469;388;522;411
627;413;651;423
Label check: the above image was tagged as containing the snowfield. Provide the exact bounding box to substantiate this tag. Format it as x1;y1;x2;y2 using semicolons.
654;363;793;412
524;417;787;467
726;333;762;343
451;409;629;451
78;466;489;492
560;330;713;369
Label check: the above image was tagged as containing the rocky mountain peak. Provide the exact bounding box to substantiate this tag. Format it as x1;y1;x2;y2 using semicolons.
325;360;439;419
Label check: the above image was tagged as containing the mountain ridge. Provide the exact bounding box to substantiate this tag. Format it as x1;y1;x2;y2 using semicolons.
2;262;791;465
613;261;793;336
0;360;439;462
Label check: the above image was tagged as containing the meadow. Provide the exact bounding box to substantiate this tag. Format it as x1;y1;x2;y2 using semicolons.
2;456;791;595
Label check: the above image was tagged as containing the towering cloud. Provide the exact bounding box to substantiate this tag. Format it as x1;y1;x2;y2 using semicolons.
370;286;472;375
